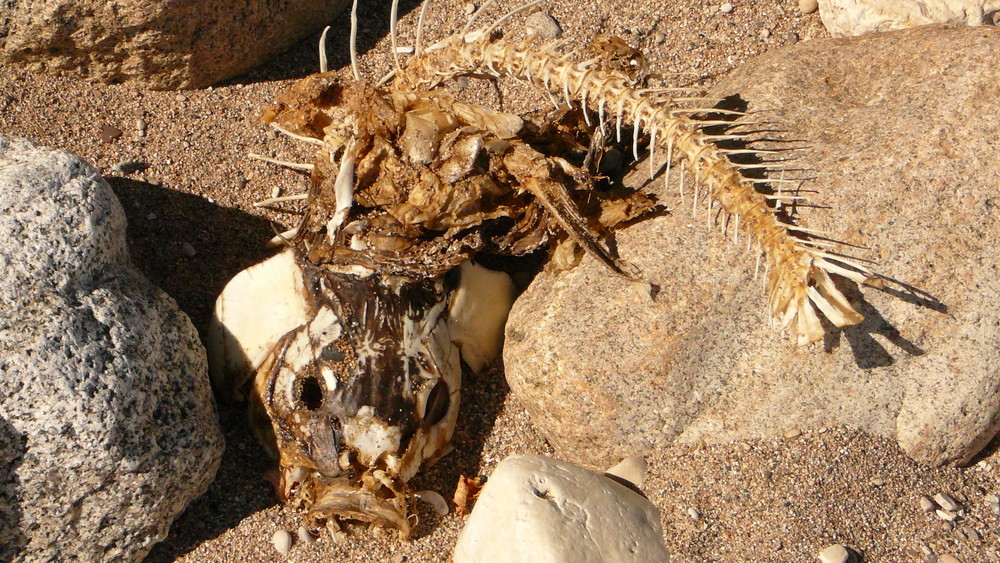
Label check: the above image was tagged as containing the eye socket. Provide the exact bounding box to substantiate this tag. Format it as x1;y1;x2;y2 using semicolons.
422;380;450;426
298;376;324;411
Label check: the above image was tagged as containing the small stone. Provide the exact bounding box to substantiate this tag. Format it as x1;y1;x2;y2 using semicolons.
939;555;961;563
181;241;197;257
395;46;415;54
99;124;123;143
783;428;802;439
924;554;940;563
958;525;980;541
984;493;999;505
136;119;147;132
759;28;771;40
687;507;701;520
271;186;281;199
524;12;561;40
939;520;954;531
919;496;936;512
175;94;188;102
818;544;850;563
146;213;157;221
111;160;143;175
935;508;958;521
905;547;923;558
464;2;476;15
871;477;885;487
798;0;818;14
296;526;315;545
934;493;962;512
783;32;799;45
652;31;666;45
272;529;293;555
720;2;734;13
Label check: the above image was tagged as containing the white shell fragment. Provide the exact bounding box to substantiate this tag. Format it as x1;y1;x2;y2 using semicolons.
604;456;648;489
415;490;450;516
296;526;315;545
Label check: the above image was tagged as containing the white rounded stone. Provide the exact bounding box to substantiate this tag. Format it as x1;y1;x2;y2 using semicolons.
453;454;669;563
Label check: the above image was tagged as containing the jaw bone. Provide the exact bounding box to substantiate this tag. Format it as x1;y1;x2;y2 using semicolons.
207;248;311;399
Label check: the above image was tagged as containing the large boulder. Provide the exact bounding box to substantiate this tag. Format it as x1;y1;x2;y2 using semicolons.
817;0;1000;37
0;0;350;89
504;25;1000;469
0;135;224;560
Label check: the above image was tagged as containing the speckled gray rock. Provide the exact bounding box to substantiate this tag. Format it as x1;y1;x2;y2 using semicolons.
0;135;224;561
818;0;1000;36
0;0;350;89
504;25;1000;469
453;454;669;563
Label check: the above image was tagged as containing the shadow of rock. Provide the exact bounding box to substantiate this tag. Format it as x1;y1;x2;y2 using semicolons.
106;177;274;334
224;0;425;86
0;416;27;562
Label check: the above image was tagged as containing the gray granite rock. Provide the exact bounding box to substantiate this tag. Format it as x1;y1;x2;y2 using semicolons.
0;136;224;561
453;454;669;563
0;0;350;89
504;25;1000;469
818;0;1000;37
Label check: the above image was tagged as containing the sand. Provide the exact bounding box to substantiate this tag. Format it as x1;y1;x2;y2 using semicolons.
2;0;999;561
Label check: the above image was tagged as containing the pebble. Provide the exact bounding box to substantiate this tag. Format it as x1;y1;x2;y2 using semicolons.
758;28;771;40
798;0;819;14
296;526;315;545
985;493;999;505
939;556;960;563
919;496;936;512
271;529;293;555
958;525;980;541
652;31;666;45
783;32;799;45
935;508;958;522
464;2;476;15
524;12;561;40
817;544;850;563
934;493;962;512
871;477;885;487
719;2;734;13
181;241;197;257
687;507;701;520
99;124;123;143
271;186;281;199
111;160;143;175
783;428;802;439
145;212;157;221
136;118;147;133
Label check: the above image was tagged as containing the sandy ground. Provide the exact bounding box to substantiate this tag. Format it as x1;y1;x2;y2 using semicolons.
3;0;1000;561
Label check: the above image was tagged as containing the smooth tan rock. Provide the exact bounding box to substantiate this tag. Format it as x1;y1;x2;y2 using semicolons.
453;454;669;563
818;0;1000;36
504;25;1000;469
0;0;350;89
